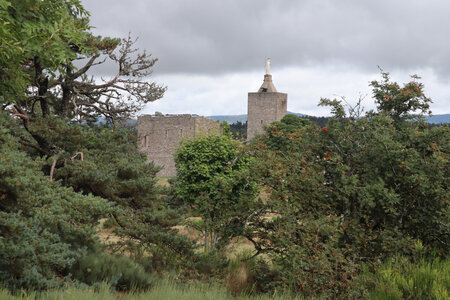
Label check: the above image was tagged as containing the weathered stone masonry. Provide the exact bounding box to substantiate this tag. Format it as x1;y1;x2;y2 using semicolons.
137;114;222;177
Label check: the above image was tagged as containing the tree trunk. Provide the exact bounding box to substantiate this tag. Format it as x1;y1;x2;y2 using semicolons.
61;65;73;118
34;57;50;117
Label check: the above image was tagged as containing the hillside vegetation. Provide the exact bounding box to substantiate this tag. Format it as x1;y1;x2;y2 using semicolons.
0;0;448;299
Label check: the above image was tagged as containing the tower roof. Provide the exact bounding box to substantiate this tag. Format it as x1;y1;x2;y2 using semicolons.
258;58;277;92
258;74;277;92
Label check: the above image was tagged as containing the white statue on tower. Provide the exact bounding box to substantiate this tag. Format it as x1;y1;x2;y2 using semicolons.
265;58;271;75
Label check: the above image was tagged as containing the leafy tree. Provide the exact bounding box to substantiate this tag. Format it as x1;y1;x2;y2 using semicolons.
272;114;312;133
255;114;312;151
245;72;449;297
0;0;93;106
247;119;359;297
228;116;328;141
370;71;432;121
1;0;165;157
174;135;258;250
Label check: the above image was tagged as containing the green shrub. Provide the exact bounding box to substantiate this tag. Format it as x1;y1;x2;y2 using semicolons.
70;253;153;291
194;250;229;277
368;257;449;300
174;134;259;251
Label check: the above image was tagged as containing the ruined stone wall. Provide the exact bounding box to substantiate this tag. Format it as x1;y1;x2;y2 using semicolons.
247;92;287;140
137;114;221;177
194;116;223;136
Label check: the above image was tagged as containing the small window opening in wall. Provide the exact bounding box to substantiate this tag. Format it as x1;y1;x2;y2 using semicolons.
165;130;168;138
180;129;183;136
261;120;263;124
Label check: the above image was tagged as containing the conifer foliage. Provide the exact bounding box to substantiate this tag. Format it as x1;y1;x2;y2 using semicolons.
0;113;113;290
0;0;187;291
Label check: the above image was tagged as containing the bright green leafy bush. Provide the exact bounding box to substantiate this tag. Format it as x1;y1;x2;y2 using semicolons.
174;135;258;251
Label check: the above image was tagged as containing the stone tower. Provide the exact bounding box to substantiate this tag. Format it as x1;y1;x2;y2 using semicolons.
247;59;287;140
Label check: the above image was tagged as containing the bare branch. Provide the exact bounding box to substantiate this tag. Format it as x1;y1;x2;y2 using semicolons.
12;113;29;121
49;159;57;182
71;152;84;161
72;54;100;79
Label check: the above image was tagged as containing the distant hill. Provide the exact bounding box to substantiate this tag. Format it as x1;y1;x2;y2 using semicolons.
207;113;450;124
426;114;450;124
207;111;308;124
206;114;247;123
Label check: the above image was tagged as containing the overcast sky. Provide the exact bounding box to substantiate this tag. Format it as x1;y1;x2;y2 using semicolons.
81;0;449;116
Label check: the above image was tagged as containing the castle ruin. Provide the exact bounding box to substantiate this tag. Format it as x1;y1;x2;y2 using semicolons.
138;59;287;177
247;59;287;140
137;114;222;177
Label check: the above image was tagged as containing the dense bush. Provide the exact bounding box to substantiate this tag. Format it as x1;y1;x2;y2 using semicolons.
71;252;153;291
244;73;449;297
174;134;258;251
1;112;193;289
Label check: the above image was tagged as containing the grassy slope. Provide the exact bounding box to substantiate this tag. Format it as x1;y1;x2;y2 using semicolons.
0;280;303;300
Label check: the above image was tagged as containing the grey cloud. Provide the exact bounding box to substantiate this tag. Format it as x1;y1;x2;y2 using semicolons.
81;0;450;77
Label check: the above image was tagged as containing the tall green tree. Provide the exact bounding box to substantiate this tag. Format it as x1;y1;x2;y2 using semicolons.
174;135;258;250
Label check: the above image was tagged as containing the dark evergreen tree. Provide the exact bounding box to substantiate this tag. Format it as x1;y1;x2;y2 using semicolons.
0;0;193;290
229;121;247;140
0;113;112;290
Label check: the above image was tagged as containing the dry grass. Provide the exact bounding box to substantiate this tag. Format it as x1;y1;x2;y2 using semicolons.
96;218;122;245
95;181;271;260
258;188;271;203
172;217;203;241
226;262;252;296
225;237;256;259
156;177;172;187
